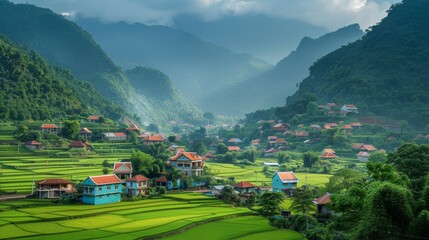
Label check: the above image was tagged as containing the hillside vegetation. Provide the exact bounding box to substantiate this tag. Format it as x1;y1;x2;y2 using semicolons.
202;24;363;115
0;36;124;120
289;0;429;129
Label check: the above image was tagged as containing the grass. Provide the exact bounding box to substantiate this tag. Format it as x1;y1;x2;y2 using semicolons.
162;215;304;240
0;193;254;239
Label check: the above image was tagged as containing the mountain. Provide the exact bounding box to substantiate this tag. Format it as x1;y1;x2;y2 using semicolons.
0;35;125;121
289;0;429;129
173;14;328;63
125;67;203;125
201;24;363;116
0;0;203;125
75;17;272;102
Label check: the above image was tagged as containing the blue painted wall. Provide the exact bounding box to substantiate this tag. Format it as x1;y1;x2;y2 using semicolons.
272;174;298;192
82;178;123;205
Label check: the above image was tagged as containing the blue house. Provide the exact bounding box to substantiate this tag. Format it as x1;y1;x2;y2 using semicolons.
272;171;299;196
125;175;149;196
82;174;123;205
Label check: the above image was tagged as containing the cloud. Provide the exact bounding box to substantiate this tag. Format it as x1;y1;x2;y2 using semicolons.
10;0;401;29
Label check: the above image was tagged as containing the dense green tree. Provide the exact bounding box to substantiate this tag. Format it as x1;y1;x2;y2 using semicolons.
216;143;228;154
303;152;319;168
219;186;239;204
258;191;284;217
367;162;410;187
326;168;365;193
289;187;316;215
147;123;159;133
368;151;388;163
191;141;207;155
277;151;291;164
61;120;80;139
411;210;429;238
129;150;155;176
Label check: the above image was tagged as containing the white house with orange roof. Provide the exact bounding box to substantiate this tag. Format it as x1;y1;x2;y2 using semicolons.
40;123;60;134
113;162;133;180
356;151;371;162
82;174;123;205
341;104;359;113
169;152;205;176
272;171;299;195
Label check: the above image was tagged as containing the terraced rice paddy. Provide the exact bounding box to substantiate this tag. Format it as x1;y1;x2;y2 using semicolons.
0;193;259;239
206;162;331;187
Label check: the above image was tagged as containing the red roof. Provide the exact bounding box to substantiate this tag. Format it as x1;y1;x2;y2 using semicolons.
265;148;277;153
275;138;286;143
113;162;132;173
351;122;362;127
114;132;127;137
356;151;370;157
37;178;72;185
126;124;140;131
353;143;377;151
342;125;352;129
87;115;100;121
126;174;149;182
344;104;357;109
320;152;338;159
228;146;241;151
276;172;298;182
89;174;123;185
314;192;331;205
155;176;167;182
294;130;309;137
170;152;203;161
234;181;255;188
69;141;90;148
79;128;92;133
41;124;59;129
25;140;42;146
144;134;165;141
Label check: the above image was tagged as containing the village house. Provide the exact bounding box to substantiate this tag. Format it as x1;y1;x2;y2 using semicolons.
352;143;378;152
356;151;371;162
310;124;321;130
264;148;277;157
351;122;362;129
36;178;74;199
87;115;100;123
234;181;255;194
154;176;167;187
82;174;123;205
126;123;141;133
342;125;352;131
113;162;133;180
294;130;309;138
320;151;339;159
40;123;60;134
324;123;338;129
78;128;92;141
227;138;243;146
272;123;287;131
104;132;127;141
125;175;149;196
314;192;332;215
227;146;241;152
169;151;205;176
275;138;286;147
341;104;359;113
69;141;91;150
142;134;165;145
272;171;299;195
24;140;43;150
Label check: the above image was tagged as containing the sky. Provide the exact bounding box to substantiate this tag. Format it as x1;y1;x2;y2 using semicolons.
11;0;401;30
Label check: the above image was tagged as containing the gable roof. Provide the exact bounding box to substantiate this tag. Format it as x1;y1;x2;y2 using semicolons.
170;152;203;161
275;138;286;143
234;181;255;188
41;124;59;129
320;152;338;159
343;104;358;109
88;174;123;185
342;125;352;130
69;141;90;148
126;123;140;131
144;134;165;141
294;130;309;137
126;174;149;182
25;140;42;146
79;127;92;134
314;192;331;205
353;143;377;151
87;115;100;121
228;146;241;151
155;176;167;182
113;162;132;174
356;151;370;157
275;172;299;182
37;178;72;185
323;149;335;154
227;138;243;143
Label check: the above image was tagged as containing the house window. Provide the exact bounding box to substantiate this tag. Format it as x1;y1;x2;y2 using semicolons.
107;186;111;190
89;187;94;193
98;187;102;191
98;196;102;199
107;194;110;198
114;185;119;189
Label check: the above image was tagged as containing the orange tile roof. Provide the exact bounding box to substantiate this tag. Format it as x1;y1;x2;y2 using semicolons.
79;127;92;133
155;176;167;182
25;140;42;146
228;146;241;151
323;149;335;153
170;152;203;161
113;162;132;173
320;152;338;159
275;138;286;143
276;172;298;182
126;175;149;182
351;122;362;127
356;151;370;157
114;132;127;137
126;123;140;131
37;178;72;185
89;174;123;185
41;124;59;129
234;181;255;188
344;104;357;109
144;134;165;141
314;192;331;205
69;141;90;148
87;115;100;120
342;125;352;129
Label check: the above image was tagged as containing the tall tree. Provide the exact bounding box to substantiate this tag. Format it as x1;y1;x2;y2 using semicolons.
289;187;316;215
61;120;80;139
258;191;284;217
